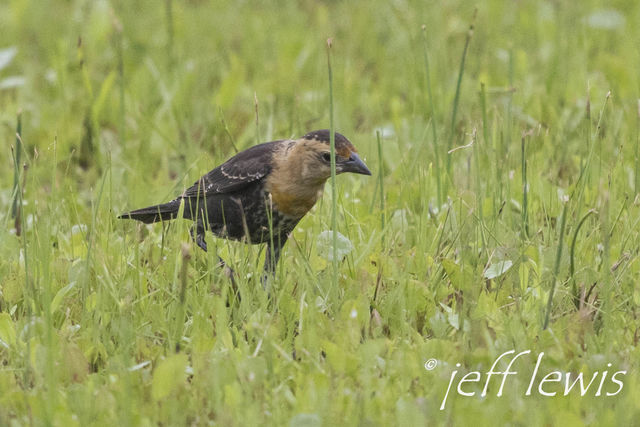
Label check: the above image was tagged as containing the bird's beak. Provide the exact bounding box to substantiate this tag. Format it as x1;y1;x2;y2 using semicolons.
344;152;372;176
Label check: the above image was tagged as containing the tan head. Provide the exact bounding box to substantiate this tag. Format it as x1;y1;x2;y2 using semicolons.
292;130;372;185
266;130;371;218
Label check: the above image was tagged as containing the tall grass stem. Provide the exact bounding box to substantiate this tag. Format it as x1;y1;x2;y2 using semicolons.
326;39;338;295
521;134;529;238
543;200;568;330
421;25;442;206
446;8;477;186
376;131;385;248
11;111;22;220
569;210;596;308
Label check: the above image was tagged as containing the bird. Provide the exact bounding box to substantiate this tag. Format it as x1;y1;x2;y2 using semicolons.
118;129;371;277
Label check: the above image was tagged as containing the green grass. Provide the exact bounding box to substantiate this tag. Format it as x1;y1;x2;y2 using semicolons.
1;0;640;425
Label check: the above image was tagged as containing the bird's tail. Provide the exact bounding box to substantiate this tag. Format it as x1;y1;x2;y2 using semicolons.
118;200;182;224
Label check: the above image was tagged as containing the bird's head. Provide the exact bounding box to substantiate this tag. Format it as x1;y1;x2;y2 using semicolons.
266;130;371;217
293;129;372;184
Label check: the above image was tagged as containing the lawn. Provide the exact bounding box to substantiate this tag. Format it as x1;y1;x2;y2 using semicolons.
1;0;639;425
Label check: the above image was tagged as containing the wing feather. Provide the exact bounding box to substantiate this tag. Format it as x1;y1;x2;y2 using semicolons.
182;140;282;198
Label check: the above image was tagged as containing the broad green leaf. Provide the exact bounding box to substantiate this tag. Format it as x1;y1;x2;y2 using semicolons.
321;339;346;373
441;258;474;291
0;313;17;349
0;47;17;71
50;282;77;315
483;260;513;279
290;413;321;427
317;230;353;261
85;291;97;312
321;339;359;375
151;354;189;401
69;224;88;259
0;76;25;90
586;9;625;30
391;209;408;231
92;71;116;120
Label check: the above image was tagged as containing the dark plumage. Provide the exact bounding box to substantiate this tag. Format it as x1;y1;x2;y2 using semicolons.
119;130;371;275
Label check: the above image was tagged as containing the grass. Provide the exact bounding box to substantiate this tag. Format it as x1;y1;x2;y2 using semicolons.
326;38;338;298
1;0;640;425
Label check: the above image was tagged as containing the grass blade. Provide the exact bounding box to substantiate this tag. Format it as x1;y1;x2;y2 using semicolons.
446;8;477;184
327;38;338;296
376;131;385;248
11;111;22;221
543;199;569;330
421;25;442;206
569;209;596;309
634;99;640;194
521;133;529;238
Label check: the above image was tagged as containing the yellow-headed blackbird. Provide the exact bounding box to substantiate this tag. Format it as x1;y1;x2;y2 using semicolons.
118;130;371;274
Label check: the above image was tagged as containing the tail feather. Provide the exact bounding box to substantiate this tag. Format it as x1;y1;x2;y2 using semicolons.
118;200;182;224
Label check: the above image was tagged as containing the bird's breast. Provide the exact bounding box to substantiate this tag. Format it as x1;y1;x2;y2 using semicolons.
264;181;324;219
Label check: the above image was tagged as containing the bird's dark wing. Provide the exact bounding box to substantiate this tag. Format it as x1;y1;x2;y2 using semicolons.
182;140;283;197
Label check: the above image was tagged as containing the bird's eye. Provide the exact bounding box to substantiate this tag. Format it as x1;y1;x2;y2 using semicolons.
321;152;332;162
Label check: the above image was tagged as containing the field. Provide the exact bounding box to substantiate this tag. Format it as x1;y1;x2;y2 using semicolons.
1;0;640;425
